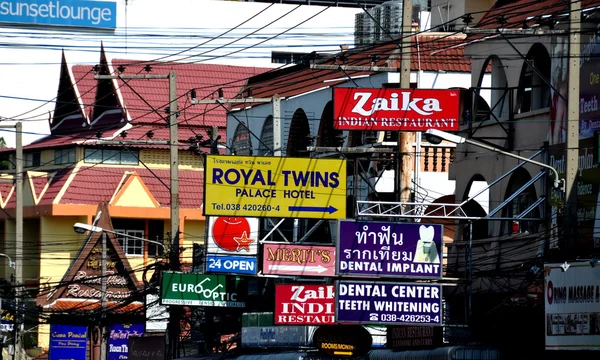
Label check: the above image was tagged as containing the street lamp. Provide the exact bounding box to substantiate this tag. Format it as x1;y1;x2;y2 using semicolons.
73;223;166;360
0;254;15;270
424;129;565;191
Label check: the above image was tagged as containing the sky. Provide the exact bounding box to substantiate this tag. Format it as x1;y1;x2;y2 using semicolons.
0;0;360;146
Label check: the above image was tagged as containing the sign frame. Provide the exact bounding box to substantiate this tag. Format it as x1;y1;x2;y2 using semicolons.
203;155;347;220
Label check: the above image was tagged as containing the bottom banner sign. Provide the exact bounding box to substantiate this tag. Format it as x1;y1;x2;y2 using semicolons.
205;254;257;275
335;281;442;326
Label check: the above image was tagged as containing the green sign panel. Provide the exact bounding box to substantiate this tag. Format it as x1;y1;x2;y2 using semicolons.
160;272;246;308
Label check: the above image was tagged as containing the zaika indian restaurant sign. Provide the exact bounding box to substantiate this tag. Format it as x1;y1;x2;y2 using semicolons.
275;284;335;325
333;88;460;131
204;155;347;220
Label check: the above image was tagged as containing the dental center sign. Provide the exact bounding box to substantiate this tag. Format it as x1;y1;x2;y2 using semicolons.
333;88;460;131
0;0;116;29
204;155;346;219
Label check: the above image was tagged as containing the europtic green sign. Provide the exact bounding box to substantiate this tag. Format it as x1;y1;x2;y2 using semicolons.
160;272;246;308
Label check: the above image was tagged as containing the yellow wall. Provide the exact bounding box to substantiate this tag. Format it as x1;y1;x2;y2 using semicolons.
38;215;87;348
182;220;205;264
139;149;203;169
113;177;157;208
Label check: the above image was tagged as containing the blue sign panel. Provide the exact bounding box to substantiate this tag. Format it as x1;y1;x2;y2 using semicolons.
335;281;442;326
337;221;443;279
108;323;144;360
205;254;257;275
0;0;117;29
49;324;88;360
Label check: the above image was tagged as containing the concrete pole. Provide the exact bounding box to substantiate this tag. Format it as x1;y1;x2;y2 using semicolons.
168;71;180;360
100;232;107;360
13;122;22;360
169;70;180;254
566;1;580;250
398;0;413;203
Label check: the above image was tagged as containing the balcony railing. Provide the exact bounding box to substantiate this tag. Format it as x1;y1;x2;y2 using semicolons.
419;145;455;172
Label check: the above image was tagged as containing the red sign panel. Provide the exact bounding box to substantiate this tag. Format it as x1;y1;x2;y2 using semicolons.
275;284;335;325
262;244;335;276
333;88;460;131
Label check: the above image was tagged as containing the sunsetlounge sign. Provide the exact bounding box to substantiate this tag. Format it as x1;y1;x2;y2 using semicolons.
333;88;460;131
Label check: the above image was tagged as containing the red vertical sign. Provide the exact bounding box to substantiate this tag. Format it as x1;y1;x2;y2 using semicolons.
275;284;335;325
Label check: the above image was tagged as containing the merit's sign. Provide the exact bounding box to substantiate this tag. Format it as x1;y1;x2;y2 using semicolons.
160;272;246;308
262;243;336;276
333;88;460;131
337;221;443;279
0;0;117;29
275;284;335;325
335;281;442;326
204;155;346;219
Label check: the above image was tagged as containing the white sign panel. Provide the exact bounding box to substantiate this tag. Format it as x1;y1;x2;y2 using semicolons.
146;294;168;333
545;262;600;350
207;216;259;256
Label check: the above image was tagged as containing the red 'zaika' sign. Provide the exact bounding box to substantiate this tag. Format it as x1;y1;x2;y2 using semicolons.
275;284;335;325
333;88;461;131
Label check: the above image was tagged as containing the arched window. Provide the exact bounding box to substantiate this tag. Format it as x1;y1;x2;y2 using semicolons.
317;101;342;147
286;108;311;157
258;116;273;156
501;168;540;236
231;123;252;156
477;55;509;120
516;43;551;113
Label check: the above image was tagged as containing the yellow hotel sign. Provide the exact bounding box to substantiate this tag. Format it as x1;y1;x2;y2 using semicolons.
204;155;346;219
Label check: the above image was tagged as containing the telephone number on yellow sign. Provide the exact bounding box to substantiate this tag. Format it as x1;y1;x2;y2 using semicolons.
210;203;281;212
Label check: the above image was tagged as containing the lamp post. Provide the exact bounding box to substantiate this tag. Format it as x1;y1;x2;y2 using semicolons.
424;129;565;191
73;223;165;360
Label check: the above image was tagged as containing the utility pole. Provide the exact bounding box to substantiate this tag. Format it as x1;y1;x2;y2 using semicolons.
93;71;180;359
0;123;23;360
565;1;580;251
100;232;107;360
399;0;413;204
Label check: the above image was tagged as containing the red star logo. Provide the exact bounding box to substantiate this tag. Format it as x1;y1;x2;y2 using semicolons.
233;231;254;252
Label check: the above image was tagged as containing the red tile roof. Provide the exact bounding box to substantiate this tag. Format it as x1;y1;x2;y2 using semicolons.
58;166;203;208
42;299;144;314
244;33;471;100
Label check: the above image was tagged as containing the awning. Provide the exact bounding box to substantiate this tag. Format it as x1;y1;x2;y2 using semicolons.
367;346;501;360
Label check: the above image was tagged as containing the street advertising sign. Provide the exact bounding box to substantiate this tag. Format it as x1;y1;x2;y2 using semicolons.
0;0;117;30
207;216;259;255
242;326;314;347
204;155;347;219
337;221;443;279
206;254;257;275
49;324;87;360
386;325;443;350
128;336;165;360
108;323;144;360
335;281;442;326
262;243;335;276
160;272;246;308
545;262;600;351
275;284;335;325
313;325;372;357
333;88;460;131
